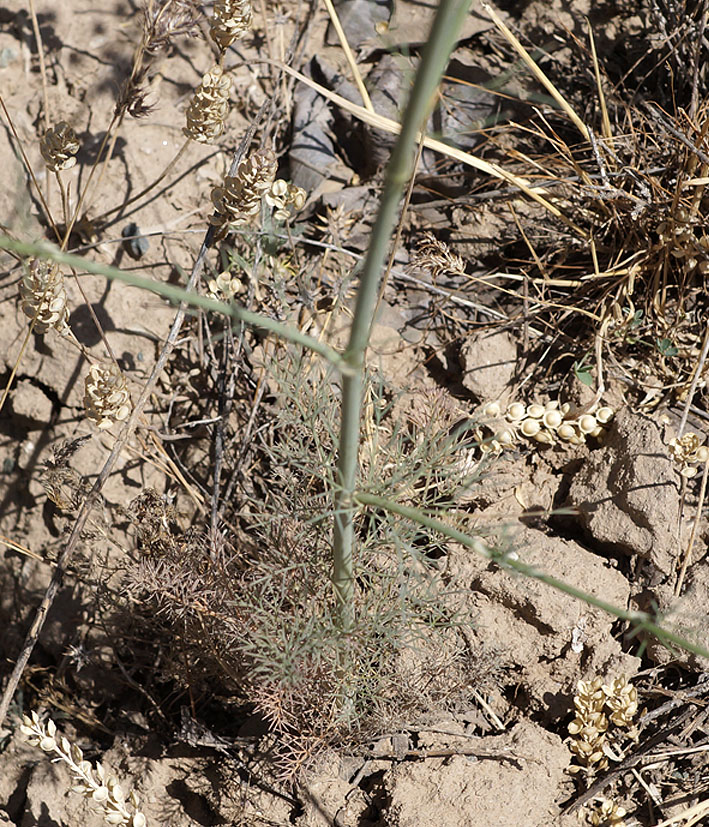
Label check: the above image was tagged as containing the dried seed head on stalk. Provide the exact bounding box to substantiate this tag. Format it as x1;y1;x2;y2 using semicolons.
20;258;70;335
20;711;146;827
40;122;80;172
84;363;131;429
209;147;277;237
183;65;231;144
143;0;202;56
209;0;253;51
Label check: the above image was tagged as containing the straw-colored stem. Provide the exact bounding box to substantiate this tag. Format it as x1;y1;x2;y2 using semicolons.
332;0;473;630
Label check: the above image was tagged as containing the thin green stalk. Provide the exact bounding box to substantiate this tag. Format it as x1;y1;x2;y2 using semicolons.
332;0;473;630
356;491;709;661
0;235;346;370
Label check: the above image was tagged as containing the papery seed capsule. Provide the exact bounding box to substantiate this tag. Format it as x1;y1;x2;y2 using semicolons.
543;410;562;429
578;414;597;434
497;428;515;446
545;399;560;410
483;401;501;417
527;403;545;419
589;425;604;438
558;423;576;441
681;466;698;478
534;430;554;444
696;446;709;462
520;418;541;437
506;402;525;421
595;406;613;424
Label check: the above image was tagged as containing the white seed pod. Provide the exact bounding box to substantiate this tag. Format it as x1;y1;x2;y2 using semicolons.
497;428;515;446
578;414;598;434
526;403;545;419
561;402;571;416
595;406;613;424
506;402;525;421
681;465;698;479
534;430;554;445
696;446;709;462
482;401;501;417
520;418;541;437
570;434;584;445
543;409;563;430
557;423;577;442
589;425;604;438
545;399;560;411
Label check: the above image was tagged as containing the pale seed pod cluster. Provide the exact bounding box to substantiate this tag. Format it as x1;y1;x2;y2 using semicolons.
264;179;307;221
567;677;609;773
20;711;146;826
586;797;627;827
657;206;709;277
40;121;80;172
477;399;614;455
668;432;709;478
568;675;638;775
209;0;253;51
207;270;244;301
20;258;70;335
84;363;131;429
183;65;231;144
210;147;277;238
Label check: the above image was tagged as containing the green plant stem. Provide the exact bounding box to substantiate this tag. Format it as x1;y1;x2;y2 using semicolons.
332;0;473;631
0;235;346;369
356;491;709;661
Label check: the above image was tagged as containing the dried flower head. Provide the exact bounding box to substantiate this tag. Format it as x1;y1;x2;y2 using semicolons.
20;711;146;826
669;431;709;478
183;65;231;144
40;122;80;172
84;363;131;429
209;0;253;51
20;258;70;335
410;231;466;279
586;797;627;827
264;179;307;221
209;147;277;237
143;0;202;56
208;270;244;300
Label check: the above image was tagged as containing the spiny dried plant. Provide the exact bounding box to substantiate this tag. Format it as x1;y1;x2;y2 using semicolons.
39;122;80;172
20;258;71;336
209;0;253;52
209;146;277;237
83;363;131;429
20;712;146;826
183;64;231;143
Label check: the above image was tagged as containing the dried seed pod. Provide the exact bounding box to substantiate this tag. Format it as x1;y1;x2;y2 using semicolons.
526;403;545;419
578;414;598;434
543;410;562;429
20;258;70;335
595;406;613;424
482;401;501;418
40;122;80;172
183;65;231;144
497;428;515;446
589;425;604;438
506;402;525;421
697;446;709;463
210;147;277;237
520;418;541;437
209;0;252;51
84;363;131;429
534;430;554;445
557;423;577;442
264;179;307;221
